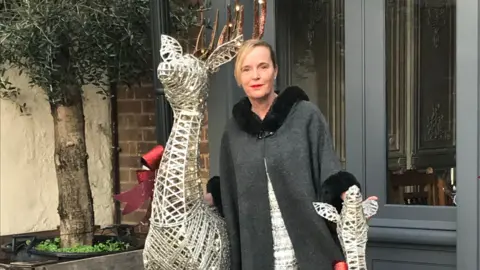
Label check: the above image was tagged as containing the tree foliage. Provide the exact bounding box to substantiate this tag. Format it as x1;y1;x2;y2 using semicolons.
0;0;208;247
0;0;206;105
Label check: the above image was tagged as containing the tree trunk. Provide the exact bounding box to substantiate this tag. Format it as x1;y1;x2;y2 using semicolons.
51;86;94;248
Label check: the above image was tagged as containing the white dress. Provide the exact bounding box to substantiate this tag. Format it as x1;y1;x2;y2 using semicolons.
267;173;298;269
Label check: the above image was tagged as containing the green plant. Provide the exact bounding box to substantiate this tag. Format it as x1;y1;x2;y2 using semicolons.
35;237;129;253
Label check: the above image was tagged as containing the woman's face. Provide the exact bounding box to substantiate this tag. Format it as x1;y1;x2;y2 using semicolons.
239;46;278;100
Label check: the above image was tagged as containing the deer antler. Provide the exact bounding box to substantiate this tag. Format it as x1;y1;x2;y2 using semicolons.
208;9;220;52
193;0;267;61
253;0;259;38
255;0;267;39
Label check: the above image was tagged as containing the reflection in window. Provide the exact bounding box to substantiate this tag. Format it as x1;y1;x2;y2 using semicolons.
290;0;346;168
385;0;456;206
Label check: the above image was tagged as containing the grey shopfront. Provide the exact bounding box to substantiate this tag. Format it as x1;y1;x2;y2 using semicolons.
204;0;480;269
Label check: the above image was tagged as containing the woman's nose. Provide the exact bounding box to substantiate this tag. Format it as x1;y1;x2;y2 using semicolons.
252;69;260;79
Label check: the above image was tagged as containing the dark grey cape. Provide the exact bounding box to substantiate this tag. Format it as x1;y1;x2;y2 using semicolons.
220;86;345;270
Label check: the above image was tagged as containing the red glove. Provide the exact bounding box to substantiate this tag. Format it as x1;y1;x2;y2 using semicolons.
333;261;348;270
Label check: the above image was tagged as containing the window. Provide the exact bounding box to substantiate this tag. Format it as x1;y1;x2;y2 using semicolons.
385;0;456;207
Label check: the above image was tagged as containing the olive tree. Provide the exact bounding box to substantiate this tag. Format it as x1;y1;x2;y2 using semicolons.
0;0;205;248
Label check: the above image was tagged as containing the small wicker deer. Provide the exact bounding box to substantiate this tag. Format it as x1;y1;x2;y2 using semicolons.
142;1;267;269
313;185;378;270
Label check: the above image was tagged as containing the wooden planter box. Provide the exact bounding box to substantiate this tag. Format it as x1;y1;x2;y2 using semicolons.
0;249;144;270
0;225;146;270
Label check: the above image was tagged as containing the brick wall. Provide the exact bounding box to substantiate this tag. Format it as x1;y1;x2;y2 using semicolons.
115;83;210;226
116;82;157;225
115;18;210;228
199;111;210;188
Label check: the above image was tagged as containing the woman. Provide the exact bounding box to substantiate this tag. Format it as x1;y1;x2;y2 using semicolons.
204;176;224;217
219;38;346;270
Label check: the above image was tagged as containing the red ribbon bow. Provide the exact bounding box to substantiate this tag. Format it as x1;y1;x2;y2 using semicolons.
114;145;164;220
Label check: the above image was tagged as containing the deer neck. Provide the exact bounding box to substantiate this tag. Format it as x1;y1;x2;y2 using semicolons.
151;105;206;226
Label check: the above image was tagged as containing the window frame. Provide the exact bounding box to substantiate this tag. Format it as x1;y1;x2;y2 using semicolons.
356;0;457;243
276;0;462;246
363;0;456;216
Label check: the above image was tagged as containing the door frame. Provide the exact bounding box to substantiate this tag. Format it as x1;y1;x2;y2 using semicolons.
455;0;480;268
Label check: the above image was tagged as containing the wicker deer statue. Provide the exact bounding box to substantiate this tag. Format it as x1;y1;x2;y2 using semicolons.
313;185;379;270
142;1;267;269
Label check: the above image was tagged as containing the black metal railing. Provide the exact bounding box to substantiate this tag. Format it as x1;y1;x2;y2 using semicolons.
150;0;174;145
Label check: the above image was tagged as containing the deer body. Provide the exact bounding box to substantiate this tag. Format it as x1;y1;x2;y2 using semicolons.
143;109;230;268
143;2;267;268
142;36;238;269
313;185;378;270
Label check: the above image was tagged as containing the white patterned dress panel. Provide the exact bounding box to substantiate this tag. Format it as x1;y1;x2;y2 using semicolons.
267;174;298;269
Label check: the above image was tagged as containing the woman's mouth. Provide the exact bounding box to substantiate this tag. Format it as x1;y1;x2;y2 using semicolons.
250;84;264;89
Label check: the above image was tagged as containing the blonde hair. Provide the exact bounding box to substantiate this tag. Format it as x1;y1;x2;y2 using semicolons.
234;39;277;86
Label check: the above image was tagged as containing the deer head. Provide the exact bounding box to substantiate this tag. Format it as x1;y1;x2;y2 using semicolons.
343;185;363;207
157;0;267;112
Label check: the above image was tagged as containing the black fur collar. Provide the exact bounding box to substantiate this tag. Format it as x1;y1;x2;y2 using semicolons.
232;86;309;137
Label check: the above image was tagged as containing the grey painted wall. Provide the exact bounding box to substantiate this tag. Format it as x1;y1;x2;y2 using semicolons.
207;0;238;177
455;0;480;269
368;244;456;270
